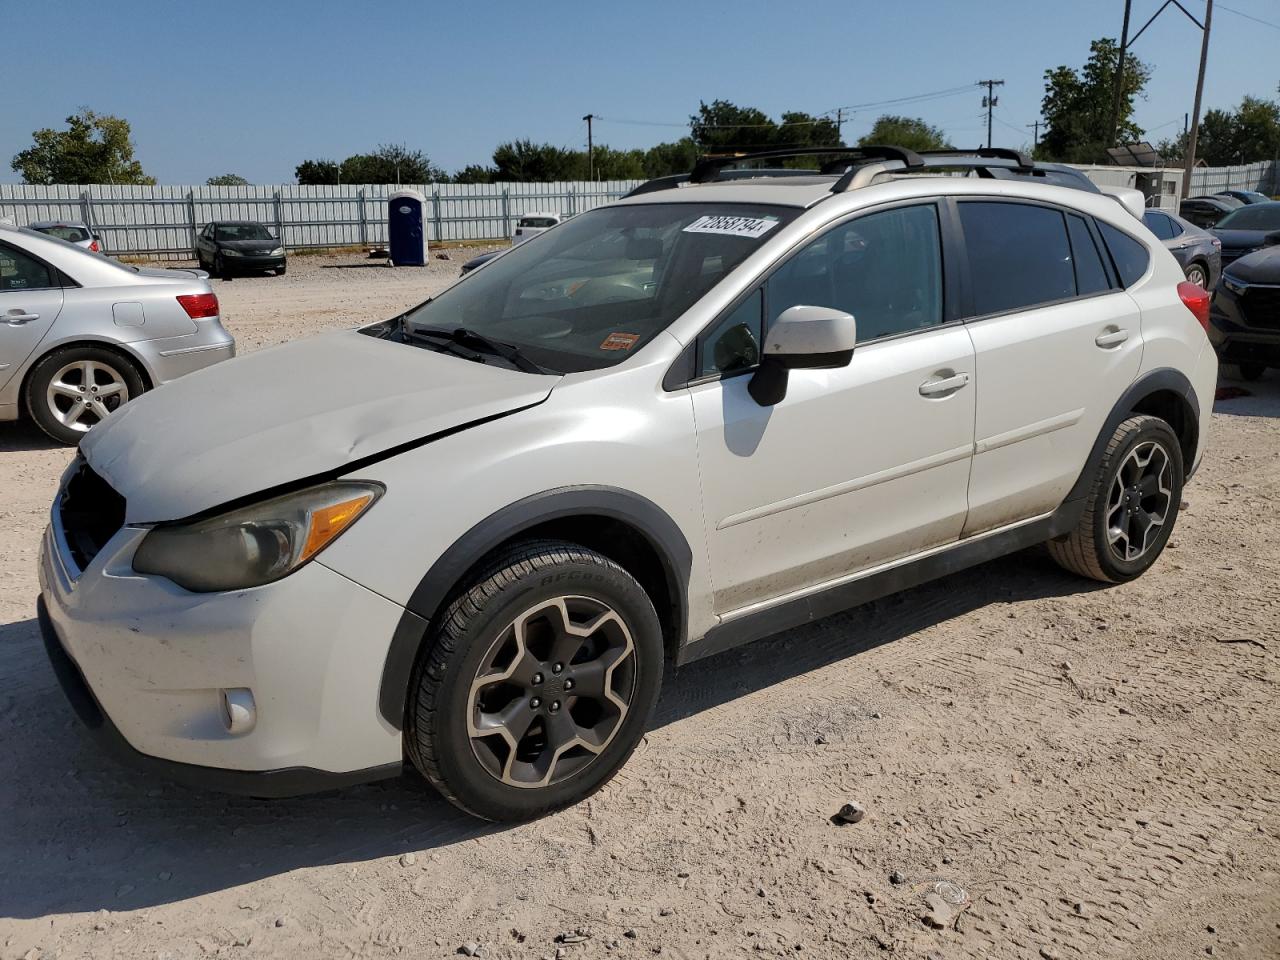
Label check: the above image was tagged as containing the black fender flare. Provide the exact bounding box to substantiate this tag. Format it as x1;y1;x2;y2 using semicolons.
378;485;692;728
1060;366;1200;512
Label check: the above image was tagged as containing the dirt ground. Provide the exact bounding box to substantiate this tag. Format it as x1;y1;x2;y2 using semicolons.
1;252;1277;960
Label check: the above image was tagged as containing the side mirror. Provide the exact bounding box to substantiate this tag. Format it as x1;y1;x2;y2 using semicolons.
748;305;857;406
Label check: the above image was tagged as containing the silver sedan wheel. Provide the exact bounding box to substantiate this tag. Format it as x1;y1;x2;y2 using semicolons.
467;595;637;789
45;359;130;432
1106;440;1172;562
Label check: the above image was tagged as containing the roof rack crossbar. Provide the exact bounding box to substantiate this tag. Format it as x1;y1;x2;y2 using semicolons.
689;145;924;184
916;147;1035;171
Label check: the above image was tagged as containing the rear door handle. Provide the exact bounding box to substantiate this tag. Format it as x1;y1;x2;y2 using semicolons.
1095;328;1129;348
4;311;39;325
919;372;970;397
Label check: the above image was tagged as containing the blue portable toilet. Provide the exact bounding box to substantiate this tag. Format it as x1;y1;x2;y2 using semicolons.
388;188;428;266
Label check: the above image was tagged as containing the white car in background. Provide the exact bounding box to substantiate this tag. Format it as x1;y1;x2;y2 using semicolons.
29;220;104;253
512;211;562;245
1;223;235;443
39;146;1215;822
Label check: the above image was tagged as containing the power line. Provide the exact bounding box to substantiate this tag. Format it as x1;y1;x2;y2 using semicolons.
1218;2;1280;30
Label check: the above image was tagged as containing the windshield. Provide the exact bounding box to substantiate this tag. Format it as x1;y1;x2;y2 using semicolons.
215;223;274;241
1217;204;1280;231
398;202;799;373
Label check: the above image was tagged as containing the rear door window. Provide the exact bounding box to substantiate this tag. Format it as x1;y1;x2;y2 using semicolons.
1098;222;1151;288
0;243;56;292
957;201;1075;316
1142;211;1177;241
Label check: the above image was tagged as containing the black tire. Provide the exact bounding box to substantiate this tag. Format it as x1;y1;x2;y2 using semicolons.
25;345;147;445
215;254;231;280
1048;415;1184;583
405;540;664;821
1223;362;1265;382
275;263;287;276
1183;261;1209;288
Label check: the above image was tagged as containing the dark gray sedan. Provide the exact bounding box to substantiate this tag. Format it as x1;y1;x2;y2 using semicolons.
1142;209;1221;289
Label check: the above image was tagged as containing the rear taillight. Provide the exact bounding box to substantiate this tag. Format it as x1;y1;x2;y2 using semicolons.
89;240;100;252
1178;280;1211;333
177;292;219;319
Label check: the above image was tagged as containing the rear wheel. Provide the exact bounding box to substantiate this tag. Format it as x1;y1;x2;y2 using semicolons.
1048;415;1183;583
25;346;146;445
405;540;663;821
1223;362;1265;382
1183;261;1209;287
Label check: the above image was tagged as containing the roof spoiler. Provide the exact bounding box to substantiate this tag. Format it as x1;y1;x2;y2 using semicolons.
1097;185;1146;220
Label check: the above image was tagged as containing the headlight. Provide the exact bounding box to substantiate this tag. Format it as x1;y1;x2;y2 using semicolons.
1222;275;1248;296
133;481;382;592
269;247;284;256
222;248;243;257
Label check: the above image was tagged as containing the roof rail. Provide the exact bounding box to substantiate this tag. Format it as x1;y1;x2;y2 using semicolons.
689;145;925;184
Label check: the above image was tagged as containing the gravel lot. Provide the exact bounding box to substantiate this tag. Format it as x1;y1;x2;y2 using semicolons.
1;252;1277;960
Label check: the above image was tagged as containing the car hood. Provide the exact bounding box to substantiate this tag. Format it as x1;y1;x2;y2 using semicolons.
1211;228;1274;249
1224;245;1280;283
80;330;560;524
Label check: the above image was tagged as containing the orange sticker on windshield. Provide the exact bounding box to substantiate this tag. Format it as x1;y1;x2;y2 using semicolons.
600;332;640;351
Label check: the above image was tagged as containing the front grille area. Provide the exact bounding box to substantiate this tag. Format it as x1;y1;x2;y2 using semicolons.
1241;287;1280;331
58;460;126;571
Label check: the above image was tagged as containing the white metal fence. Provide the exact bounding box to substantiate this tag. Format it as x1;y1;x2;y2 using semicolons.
2;162;1275;260
0;181;642;259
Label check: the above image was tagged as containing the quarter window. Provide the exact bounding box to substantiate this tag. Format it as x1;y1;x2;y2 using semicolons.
958;201;1075;316
766;204;944;342
1098;222;1151;288
699;289;762;377
1066;215;1112;296
0;243;56;292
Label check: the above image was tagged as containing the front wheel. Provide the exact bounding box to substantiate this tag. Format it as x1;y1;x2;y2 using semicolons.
274;263;287;276
405;540;664;821
1048;415;1184;583
1223;362;1265;382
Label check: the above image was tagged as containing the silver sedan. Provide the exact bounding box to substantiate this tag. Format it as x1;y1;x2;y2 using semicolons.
1;222;235;444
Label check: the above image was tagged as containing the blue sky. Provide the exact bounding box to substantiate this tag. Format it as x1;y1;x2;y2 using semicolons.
4;0;1277;184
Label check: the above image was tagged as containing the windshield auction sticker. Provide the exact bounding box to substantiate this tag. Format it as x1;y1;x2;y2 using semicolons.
600;332;641;351
682;215;779;239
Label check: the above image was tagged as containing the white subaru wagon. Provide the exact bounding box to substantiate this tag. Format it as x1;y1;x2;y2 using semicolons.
39;148;1218;821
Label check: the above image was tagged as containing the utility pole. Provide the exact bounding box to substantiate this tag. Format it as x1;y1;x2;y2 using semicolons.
836;108;845;143
1108;0;1134;151
582;113;595;181
1027;120;1041;151
977;79;1005;148
1183;0;1213;197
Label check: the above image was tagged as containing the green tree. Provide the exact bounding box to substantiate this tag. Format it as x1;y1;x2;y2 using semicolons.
641;138;699;178
492;140;581;181
295;159;340;184
341;144;444;184
1039;38;1150;163
858;115;952;152
1194;96;1280;166
587;145;647;180
11;109;155;185
206;173;248;186
451;164;496;184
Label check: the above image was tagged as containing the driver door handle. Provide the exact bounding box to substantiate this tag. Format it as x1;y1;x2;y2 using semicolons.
919;372;970;396
4;311;39;325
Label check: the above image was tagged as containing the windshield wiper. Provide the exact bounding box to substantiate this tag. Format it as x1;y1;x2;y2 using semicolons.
408;327;549;374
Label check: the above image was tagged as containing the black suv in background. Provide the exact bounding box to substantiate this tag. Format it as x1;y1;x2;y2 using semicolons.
196;220;287;278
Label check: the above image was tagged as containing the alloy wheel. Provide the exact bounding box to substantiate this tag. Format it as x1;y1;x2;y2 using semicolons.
1185;264;1208;287
45;359;130;433
1106;440;1173;562
467;595;637;789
